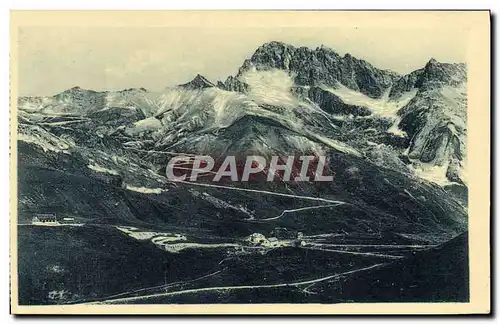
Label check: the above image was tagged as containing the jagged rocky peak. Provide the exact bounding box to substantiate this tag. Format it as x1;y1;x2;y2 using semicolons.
419;58;467;89
218;75;248;92
389;58;467;99
179;74;215;90
231;41;399;98
428;57;438;64
46;86;108;115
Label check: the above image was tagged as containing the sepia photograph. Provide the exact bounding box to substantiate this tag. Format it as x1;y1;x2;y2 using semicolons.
9;10;491;315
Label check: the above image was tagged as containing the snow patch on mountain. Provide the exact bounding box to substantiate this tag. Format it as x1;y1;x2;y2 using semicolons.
325;84;417;118
387;117;407;137
18;124;74;154
125;185;165;194
409;162;454;186
124;117;163;136
87;164;120;176
239;68;300;108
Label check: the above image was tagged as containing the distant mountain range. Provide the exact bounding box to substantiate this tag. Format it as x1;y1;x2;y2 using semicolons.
19;41;467;186
16;40;469;305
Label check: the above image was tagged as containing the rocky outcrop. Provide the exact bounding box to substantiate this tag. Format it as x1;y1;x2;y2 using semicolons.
18;86;152;115
179;74;215;89
217;76;248;92
396;59;467;184
306;86;371;116
418;59;467;90
49;86;107;113
389;68;424;99
390;59;466;99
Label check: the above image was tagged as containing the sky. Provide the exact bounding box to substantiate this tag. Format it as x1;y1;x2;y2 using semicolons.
17;26;467;96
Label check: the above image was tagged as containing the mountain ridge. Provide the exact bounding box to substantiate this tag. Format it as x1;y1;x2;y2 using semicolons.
219;41;400;99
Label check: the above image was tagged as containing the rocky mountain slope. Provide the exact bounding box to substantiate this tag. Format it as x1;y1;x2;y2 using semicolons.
216;42;468;186
219;41;399;98
397;59;467;185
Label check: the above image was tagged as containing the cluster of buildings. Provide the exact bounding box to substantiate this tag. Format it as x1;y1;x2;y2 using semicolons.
244;227;305;248
31;213;77;226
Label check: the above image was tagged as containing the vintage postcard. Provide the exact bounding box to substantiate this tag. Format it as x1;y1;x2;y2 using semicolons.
10;11;490;315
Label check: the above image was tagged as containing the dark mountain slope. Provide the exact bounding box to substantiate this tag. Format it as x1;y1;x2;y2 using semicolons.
311;231;469;302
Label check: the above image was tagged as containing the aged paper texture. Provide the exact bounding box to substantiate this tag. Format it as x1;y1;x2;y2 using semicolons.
10;10;490;315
